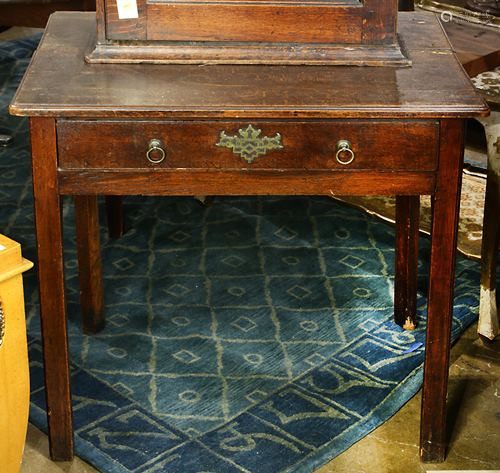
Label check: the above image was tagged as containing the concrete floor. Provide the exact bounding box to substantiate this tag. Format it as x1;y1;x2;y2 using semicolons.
2;24;500;473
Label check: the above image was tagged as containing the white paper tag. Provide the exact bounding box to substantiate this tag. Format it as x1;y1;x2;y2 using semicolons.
0;245;5;251
117;0;139;19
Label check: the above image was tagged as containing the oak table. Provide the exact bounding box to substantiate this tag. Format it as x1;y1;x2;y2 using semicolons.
10;10;488;465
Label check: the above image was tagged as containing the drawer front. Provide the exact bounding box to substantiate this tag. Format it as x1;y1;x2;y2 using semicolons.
57;120;439;171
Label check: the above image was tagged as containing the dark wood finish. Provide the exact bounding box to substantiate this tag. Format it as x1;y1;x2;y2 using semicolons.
58;170;438;196
146;4;362;44
11;16;480;118
420;119;466;463
398;0;415;11
57;120;439;171
85;0;408;64
104;0;363;43
29;116;74;461
10;11;488;464
394;195;419;329
362;0;398;44
85;36;411;66
74;195;105;333
104;0;146;40
0;0;95;28
105;195;124;238
441;20;500;78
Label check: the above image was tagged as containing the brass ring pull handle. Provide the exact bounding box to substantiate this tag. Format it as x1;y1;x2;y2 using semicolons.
147;139;166;164
335;140;355;165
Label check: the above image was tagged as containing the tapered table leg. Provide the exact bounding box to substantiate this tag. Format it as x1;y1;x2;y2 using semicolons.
420;119;466;463
395;195;419;330
74;195;105;334
30;117;74;461
105;195;124;239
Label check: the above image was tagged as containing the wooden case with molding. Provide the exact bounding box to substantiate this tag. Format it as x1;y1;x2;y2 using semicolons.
85;0;410;65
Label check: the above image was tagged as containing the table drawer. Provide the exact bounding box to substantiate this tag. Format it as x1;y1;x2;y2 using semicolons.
57;120;439;171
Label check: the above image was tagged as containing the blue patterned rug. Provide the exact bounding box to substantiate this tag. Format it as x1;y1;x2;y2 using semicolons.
1;34;482;473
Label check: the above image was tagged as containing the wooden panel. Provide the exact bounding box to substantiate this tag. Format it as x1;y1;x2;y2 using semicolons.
362;0;398;44
144;3;362;43
441;20;500;77
420;118;466;462
105;0;146;40
94;0;404;64
397;12;450;50
146;0;362;5
86;34;409;65
0;0;94;28
30;117;74;461
105;195;124;238
74;196;105;334
394;195;419;329
57;120;439;171
58;169;437;196
10;14;489;119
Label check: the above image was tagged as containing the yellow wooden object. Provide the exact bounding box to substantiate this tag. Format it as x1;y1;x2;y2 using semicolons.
0;234;34;473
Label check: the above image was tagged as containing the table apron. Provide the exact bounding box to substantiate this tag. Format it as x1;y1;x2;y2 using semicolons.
57;169;437;195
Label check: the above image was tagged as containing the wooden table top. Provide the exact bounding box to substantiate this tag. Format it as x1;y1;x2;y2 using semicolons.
10;11;488;120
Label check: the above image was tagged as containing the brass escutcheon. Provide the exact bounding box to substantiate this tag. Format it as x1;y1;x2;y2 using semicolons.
215;124;283;163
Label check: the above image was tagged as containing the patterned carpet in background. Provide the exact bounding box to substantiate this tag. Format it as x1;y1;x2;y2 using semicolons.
333;170;487;262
